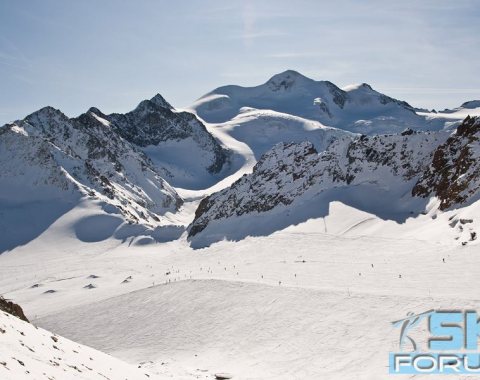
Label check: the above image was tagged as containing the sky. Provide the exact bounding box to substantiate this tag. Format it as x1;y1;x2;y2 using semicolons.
0;0;479;124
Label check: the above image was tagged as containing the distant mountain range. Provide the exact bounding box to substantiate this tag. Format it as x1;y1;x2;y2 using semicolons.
191;70;473;134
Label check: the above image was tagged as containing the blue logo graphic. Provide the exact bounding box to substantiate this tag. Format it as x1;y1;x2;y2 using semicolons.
390;310;480;374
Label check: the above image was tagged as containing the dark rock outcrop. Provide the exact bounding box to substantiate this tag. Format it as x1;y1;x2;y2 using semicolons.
0;297;29;322
413;116;480;209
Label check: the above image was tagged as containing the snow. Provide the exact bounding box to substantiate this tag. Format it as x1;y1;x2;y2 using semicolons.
142;137;233;190
96;96;230;191
208;108;349;160
0;309;162;380
416;100;480;131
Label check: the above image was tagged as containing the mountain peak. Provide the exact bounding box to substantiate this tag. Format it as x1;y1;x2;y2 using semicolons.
87;106;103;115
360;82;373;90
268;69;305;79
133;94;174;113
265;70;312;91
342;83;375;92
29;106;62;116
457;115;480;137
149;93;173;109
25;106;68;124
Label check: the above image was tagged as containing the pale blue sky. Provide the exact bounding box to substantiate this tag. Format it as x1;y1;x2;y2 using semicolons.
1;0;479;124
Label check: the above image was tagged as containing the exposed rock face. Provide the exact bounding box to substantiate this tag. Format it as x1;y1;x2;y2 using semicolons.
0;106;182;225
90;94;228;174
189;130;447;237
190;142;318;237
0;297;29;322
413;116;480;209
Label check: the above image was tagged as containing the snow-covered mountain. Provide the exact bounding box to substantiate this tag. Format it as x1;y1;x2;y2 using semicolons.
0;104;197;253
3;70;480;380
188;127;452;246
459;100;480;109
419;99;480;123
85;94;230;189
191;70;449;134
0;106;181;216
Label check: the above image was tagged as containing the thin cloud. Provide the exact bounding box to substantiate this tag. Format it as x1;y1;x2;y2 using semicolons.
240;1;289;47
242;0;256;47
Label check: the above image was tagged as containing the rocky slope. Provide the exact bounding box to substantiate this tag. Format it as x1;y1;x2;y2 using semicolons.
413;116;480;210
86;94;229;188
189;128;449;239
191;70;447;134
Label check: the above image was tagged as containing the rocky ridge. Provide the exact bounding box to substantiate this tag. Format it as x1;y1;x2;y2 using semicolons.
189;127;450;237
0;105;182;225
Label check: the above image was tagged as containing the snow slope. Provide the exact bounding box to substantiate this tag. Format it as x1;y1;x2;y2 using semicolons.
1;213;480;379
207;107;350;160
0;310;163;380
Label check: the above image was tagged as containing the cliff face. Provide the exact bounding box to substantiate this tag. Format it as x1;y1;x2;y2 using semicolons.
413;116;480;210
0;296;29;322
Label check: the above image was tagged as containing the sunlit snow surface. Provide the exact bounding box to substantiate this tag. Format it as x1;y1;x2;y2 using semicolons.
1;196;480;379
0;308;161;380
